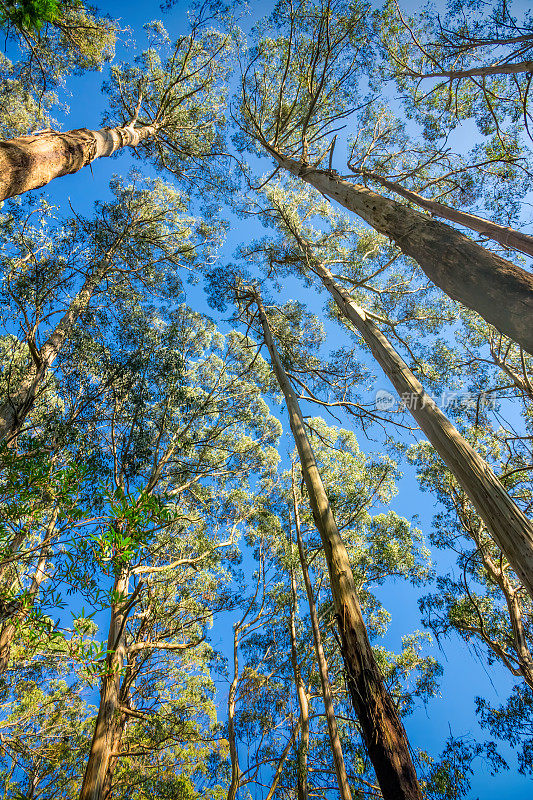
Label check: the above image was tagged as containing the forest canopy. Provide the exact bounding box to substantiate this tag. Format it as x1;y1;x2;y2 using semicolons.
0;0;532;798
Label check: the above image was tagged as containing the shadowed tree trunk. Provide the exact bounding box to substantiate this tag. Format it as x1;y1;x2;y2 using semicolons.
359;170;533;259
268;148;533;354
0;123;158;202
299;249;533;603
292;471;353;800
250;288;423;800
79;571;129;800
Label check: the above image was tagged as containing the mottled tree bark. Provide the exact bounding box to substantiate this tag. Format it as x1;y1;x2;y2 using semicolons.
292;475;353;800
0;124;158;202
253;291;423;800
79;572;129;800
269;149;533;354
361;170;533;259
306;254;533;603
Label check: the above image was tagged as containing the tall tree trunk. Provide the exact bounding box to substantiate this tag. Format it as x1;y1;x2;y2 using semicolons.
79;572;129;800
227;626;241;800
288;562;309;800
292;473;353;800
0;124;158;202
268;148;533;354
303;252;533;603
0;250;116;444
252;290;423;800
0;508;58;673
360;170;533;259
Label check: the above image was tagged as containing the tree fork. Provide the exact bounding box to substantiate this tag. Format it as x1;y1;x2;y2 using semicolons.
268;148;533;354
250;289;423;800
359;170;533;259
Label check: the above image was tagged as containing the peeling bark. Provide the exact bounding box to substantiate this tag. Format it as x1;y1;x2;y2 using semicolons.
0;124;158;202
253;291;423;800
269;149;533;354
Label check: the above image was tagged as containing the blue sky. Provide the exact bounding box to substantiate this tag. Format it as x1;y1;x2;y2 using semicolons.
8;0;533;796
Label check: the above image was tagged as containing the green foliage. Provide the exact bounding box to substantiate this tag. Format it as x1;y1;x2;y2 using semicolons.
0;0;60;32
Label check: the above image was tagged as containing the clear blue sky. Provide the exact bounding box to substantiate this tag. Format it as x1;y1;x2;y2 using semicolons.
20;0;533;796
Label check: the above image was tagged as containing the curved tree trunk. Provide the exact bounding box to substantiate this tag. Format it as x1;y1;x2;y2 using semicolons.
269;149;533;354
305;253;533;603
292;475;353;800
252;289;423;800
361;170;533;259
0;123;158;202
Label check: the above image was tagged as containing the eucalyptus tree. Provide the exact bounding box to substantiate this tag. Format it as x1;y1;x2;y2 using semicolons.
379;0;533;149
350;0;533;244
0;8;233;201
241;179;533;607
0;175;219;444
71;303;280;800
0;0;117;138
234;284;424;800
238;0;533;354
228;424;436;800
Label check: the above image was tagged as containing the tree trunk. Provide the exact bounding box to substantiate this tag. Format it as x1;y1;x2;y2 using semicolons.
79;572;128;800
253;291;423;800
406;59;533;80
227;627;241;800
264;721;301;800
306;254;533;603
292;475;353;800
0;124;157;202
0;508;58;673
361;170;533;259
0;251;116;444
269;149;533;354
289;563;309;800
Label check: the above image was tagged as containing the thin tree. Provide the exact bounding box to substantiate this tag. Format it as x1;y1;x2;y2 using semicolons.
291;467;353;800
271;208;533;603
241;284;423;800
